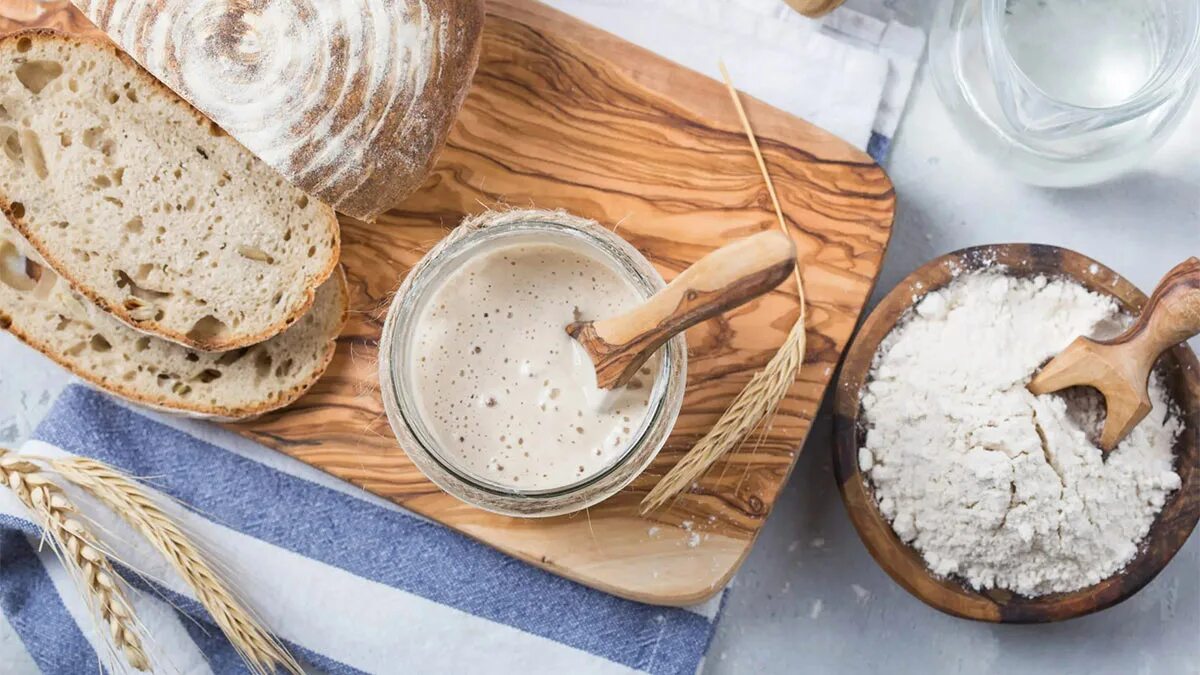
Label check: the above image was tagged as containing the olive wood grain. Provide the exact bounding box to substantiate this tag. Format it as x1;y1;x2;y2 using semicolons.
568;231;796;389
10;0;895;605
1030;257;1200;450
835;244;1199;622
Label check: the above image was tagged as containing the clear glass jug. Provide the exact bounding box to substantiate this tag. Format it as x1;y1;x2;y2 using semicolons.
929;0;1200;186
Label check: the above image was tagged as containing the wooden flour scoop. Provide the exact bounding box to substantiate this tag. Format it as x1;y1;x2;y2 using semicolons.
568;230;796;389
1029;257;1200;451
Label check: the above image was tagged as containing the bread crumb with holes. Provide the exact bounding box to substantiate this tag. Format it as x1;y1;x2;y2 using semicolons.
0;32;339;351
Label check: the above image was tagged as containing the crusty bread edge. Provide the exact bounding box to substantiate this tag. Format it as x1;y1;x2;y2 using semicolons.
0;265;350;421
0;28;343;353
323;0;485;221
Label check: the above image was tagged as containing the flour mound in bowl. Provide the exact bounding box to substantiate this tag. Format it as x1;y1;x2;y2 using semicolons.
859;272;1182;597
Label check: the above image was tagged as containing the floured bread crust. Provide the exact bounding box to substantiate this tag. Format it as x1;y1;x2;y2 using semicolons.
73;0;485;221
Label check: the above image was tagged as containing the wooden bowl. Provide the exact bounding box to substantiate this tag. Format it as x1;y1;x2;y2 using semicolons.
833;243;1200;623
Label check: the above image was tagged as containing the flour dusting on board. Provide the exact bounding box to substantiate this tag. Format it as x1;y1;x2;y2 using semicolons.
860;272;1182;596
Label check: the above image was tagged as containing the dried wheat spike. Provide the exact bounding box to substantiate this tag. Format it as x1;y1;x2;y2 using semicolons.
0;449;149;671
51;457;301;675
639;64;808;513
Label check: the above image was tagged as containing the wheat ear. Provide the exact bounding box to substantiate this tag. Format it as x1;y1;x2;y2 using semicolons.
48;457;302;675
641;63;807;513
0;449;150;671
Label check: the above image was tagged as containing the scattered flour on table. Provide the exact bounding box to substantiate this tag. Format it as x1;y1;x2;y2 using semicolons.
809;599;823;619
859;272;1182;596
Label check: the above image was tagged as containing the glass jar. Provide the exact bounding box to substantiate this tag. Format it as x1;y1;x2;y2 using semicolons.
378;211;687;517
929;0;1200;186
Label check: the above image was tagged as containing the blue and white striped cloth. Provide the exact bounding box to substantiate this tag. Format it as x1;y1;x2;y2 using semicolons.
0;386;723;674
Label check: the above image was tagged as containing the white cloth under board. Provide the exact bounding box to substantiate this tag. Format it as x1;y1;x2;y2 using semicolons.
542;0;926;159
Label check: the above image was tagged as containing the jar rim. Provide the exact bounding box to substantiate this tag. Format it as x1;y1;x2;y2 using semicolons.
378;210;687;517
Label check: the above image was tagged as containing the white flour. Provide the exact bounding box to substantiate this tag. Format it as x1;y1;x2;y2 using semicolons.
860;272;1182;596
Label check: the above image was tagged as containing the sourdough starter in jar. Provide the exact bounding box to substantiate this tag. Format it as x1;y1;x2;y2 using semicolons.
409;240;658;491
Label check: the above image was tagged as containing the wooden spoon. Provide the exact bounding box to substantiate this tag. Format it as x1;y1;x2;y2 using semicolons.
567;230;796;389
782;0;847;17
1028;257;1200;451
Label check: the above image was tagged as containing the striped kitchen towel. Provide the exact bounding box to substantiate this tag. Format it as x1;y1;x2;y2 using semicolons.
0;386;723;674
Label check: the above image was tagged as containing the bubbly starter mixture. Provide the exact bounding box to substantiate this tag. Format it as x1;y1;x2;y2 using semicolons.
409;240;657;491
860;272;1181;596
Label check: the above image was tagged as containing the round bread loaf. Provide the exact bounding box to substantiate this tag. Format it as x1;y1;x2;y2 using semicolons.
72;0;485;221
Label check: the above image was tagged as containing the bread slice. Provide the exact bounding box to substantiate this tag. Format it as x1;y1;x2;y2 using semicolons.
0;220;347;420
0;30;340;351
73;0;484;221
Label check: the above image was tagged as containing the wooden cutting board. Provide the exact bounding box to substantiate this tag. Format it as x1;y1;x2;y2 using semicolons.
8;0;894;605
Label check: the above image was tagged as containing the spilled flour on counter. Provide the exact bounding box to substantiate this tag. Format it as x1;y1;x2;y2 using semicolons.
860;272;1182;596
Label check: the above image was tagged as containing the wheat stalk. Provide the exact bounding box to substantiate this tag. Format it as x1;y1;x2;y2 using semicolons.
0;449;150;671
640;63;808;513
48;456;302;675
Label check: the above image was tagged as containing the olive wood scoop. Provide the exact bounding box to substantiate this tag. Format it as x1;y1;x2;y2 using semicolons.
1028;257;1200;451
567;230;796;389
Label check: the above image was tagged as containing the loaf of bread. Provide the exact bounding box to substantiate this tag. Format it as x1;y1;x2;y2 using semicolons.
0;31;341;351
0;219;346;420
72;0;485;222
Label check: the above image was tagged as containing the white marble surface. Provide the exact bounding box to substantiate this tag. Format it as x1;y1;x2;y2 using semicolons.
0;2;1197;674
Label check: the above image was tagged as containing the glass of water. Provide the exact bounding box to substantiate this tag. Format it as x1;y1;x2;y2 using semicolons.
929;0;1200;186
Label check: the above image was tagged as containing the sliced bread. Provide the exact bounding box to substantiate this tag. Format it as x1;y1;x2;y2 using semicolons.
74;0;485;221
0;30;340;351
0;220;347;420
